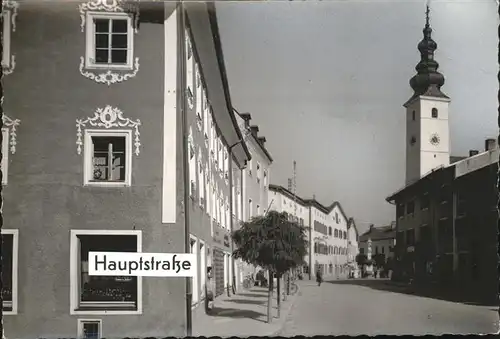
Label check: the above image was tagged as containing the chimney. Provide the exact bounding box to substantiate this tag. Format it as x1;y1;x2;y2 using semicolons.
484;138;497;152
250;126;259;138
369;224;374;231
258;136;267;146
313;194;316;200
469;150;479;157
240;113;251;128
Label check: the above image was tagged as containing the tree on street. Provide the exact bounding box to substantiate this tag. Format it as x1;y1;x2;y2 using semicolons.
232;210;307;323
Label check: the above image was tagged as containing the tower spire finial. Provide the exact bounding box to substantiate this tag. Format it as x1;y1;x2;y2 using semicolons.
425;4;430;27
405;1;449;104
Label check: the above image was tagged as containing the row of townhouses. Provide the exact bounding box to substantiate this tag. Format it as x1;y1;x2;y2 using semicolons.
268;185;360;280
385;9;498;304
0;1;358;338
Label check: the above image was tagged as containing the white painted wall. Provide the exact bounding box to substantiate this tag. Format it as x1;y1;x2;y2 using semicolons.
405;96;451;185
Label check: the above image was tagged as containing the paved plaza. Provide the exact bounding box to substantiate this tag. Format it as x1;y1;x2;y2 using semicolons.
278;279;499;336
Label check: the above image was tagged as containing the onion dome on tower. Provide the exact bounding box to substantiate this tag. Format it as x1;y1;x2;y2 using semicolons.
405;6;449;105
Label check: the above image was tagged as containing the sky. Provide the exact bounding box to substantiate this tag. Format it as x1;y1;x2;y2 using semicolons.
216;0;499;234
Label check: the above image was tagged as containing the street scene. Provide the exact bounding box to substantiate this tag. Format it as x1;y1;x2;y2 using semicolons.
0;0;498;338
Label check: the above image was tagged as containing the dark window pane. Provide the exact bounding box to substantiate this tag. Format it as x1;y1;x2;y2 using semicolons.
95;49;109;64
112;19;128;33
91;137;126;182
95;33;109;49
83;322;100;339
111;33;128;49
79;235;137;305
94;19;110;33
1;234;13;311
111;49;127;64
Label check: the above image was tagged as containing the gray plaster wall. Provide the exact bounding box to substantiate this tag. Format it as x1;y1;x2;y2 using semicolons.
2;2;187;337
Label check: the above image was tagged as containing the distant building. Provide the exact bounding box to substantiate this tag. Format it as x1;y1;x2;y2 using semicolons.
268;185;354;280
347;218;360;277
386;7;497;303
358;224;396;264
233;111;273;284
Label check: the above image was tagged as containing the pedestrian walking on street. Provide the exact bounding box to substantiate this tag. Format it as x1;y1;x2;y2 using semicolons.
316;268;323;286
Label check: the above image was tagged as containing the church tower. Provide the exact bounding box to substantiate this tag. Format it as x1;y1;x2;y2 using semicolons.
404;6;450;185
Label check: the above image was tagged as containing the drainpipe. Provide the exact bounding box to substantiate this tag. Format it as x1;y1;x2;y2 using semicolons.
0;1;4;334
178;2;192;336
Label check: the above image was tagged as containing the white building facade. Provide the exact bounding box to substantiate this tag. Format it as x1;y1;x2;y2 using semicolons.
269;185;353;280
233;112;273;285
347;218;360;278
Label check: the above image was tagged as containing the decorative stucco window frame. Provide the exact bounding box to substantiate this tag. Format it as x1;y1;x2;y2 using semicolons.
79;0;140;86
69;229;143;315
76;105;141;187
2;229;19;315
2;0;19;75
1;113;21;185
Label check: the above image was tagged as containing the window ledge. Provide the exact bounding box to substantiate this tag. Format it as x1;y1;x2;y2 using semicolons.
85;62;134;71
71;309;141;316
84;182;131;188
2;311;17;316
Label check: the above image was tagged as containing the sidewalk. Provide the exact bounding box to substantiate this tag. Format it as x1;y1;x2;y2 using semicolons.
192;282;301;337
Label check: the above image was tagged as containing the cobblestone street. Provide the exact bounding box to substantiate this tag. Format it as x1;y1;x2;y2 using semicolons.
279;279;499;336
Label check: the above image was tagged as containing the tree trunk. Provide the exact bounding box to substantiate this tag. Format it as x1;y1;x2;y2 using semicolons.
287;270;291;295
277;273;281;318
267;269;273;323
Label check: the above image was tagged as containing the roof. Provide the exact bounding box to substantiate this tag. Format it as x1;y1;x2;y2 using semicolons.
269;185;350;222
347;218;359;239
206;3;252;166
234;110;273;163
185;2;251;168
386;148;499;202
359;225;396;242
268;184;307;206
450;156;467;164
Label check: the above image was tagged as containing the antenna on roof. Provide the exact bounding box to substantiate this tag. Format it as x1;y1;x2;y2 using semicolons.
293;161;297;218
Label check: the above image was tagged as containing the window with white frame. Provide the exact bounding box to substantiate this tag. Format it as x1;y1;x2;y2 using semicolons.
1;6;13;71
195;64;203;132
85;12;135;69
2;229;18;314
78;319;102;339
212;186;217;219
84;130;132;186
70;230;142;314
199;160;205;209
256;162;261;183
248;159;253;177
203;91;209;146
188;130;196;198
232;181;236;217
224;150;229;181
205;172;210;214
2;128;9;185
186;29;194;109
218;140;223;172
220;198;225;228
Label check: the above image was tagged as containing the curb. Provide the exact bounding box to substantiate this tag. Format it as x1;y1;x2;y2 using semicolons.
270;282;301;336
